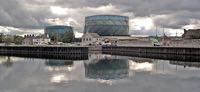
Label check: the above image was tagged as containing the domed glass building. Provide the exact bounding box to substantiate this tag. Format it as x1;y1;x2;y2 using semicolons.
84;15;129;36
44;25;73;41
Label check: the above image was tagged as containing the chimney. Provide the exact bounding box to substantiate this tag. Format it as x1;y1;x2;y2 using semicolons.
184;29;188;33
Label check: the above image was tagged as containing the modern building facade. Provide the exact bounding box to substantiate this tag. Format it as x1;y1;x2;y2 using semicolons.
44;25;73;41
84;15;129;36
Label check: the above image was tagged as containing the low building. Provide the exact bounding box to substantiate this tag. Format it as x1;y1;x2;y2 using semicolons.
23;35;34;45
82;33;102;46
102;36;152;46
33;35;51;45
182;29;200;39
23;34;51;45
102;36;131;46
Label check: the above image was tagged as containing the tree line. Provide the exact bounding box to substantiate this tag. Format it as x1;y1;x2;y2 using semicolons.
0;33;23;45
0;31;75;45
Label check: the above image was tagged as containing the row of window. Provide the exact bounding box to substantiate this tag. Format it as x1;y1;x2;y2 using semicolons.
85;20;128;25
82;38;101;41
86;16;128;20
24;38;50;42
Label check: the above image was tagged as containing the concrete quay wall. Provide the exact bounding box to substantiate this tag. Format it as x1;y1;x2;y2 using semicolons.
102;46;200;55
0;46;88;60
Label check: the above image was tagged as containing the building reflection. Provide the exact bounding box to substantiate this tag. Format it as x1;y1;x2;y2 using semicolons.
45;59;74;72
45;59;75;83
45;60;73;67
85;54;129;80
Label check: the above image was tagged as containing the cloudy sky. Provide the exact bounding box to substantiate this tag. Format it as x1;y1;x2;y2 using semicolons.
0;0;200;37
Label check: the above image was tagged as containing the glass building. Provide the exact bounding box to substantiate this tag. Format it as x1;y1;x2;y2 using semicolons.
84;15;129;36
44;25;73;41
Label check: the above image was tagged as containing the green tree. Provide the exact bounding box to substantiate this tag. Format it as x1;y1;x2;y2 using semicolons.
49;32;57;42
49;32;62;44
4;35;13;45
13;35;24;45
0;33;4;43
62;32;75;43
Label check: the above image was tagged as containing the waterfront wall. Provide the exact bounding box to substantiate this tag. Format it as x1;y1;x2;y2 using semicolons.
0;46;88;60
88;46;102;52
102;46;200;55
170;39;200;47
102;46;200;61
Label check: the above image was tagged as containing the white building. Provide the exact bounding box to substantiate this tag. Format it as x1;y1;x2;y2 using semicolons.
81;33;102;46
23;35;34;45
23;34;51;45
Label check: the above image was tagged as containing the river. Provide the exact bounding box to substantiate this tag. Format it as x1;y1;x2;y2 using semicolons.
0;54;200;92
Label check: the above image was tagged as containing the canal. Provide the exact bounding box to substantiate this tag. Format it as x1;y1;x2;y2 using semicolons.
0;54;200;92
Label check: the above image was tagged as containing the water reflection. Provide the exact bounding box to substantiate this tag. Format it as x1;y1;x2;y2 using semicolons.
45;60;73;66
129;61;153;71
129;57;154;72
85;54;129;80
45;59;75;83
84;54;183;80
1;54;200;92
0;56;13;68
50;74;68;83
170;61;200;68
45;59;74;72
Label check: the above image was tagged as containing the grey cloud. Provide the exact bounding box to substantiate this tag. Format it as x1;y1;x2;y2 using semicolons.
130;29;169;37
0;0;53;29
153;11;200;29
20;0;200;17
0;0;200;35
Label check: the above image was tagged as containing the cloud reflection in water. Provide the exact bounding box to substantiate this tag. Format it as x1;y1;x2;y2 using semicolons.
50;74;69;83
129;60;154;72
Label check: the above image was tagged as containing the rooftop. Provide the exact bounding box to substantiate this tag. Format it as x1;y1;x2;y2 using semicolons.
83;33;101;38
86;15;129;20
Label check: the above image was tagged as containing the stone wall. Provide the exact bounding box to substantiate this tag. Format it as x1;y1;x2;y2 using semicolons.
170;39;200;47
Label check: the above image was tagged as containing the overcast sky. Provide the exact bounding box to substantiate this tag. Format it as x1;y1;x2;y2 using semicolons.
0;0;200;37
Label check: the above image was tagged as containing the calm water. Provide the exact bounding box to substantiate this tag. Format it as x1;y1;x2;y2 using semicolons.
0;54;200;92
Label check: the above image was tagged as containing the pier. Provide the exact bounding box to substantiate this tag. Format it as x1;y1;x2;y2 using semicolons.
0;45;88;60
102;46;200;55
102;46;200;61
